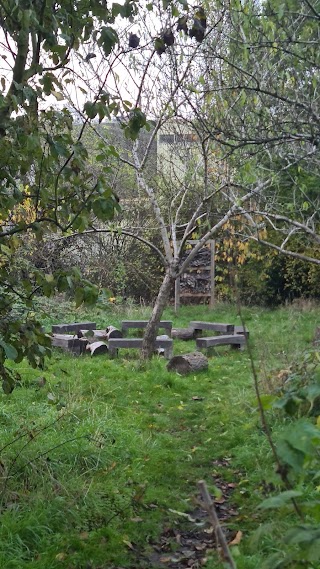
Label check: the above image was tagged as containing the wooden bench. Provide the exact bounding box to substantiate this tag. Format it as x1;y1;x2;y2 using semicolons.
196;334;246;355
234;325;249;338
190;321;235;336
52;321;96;334
51;334;88;355
121;320;173;337
108;337;173;359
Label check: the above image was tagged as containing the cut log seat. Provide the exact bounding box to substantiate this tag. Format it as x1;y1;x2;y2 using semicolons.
172;327;195;340
108;337;173;359
52;322;96;334
121;320;173;336
167;352;208;375
196;334;246;354
78;329;108;341
78;327;123;342
190;321;235;336
86;341;109;356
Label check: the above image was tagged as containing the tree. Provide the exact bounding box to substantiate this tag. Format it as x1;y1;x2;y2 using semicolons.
0;0;212;387
84;0;320;357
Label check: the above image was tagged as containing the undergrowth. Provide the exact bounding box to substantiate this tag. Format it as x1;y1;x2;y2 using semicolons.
0;301;319;568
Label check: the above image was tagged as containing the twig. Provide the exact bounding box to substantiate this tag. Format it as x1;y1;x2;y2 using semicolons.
235;287;303;519
198;480;237;569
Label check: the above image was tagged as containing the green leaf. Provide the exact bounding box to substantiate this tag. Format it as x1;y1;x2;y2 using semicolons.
285;524;320;545
260;394;277;410
258;490;303;510
0;339;18;361
83;101;97;119
75;287;85;308
98;26;119;56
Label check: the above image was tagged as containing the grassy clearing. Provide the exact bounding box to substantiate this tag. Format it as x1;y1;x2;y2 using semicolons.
0;301;319;568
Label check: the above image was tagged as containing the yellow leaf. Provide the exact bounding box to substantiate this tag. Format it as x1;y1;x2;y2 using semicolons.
229;530;243;546
52;90;64;101
316;416;320;428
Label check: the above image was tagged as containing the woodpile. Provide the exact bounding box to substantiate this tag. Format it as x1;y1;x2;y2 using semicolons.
179;246;211;296
180;246;211;267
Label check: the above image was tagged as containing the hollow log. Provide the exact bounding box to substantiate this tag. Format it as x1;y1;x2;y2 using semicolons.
172;327;195;340
86;341;108;356
78;329;107;340
167;351;208;375
106;326;123;339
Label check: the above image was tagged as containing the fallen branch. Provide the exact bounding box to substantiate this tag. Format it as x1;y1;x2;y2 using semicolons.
198;479;237;569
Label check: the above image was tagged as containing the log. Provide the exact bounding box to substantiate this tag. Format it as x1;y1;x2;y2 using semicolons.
78;329;107;340
86;341;109;356
171;327;195;340
167;351;208;375
106;326;123;339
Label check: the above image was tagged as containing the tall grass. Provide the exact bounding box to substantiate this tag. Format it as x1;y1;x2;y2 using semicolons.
0;301;319;568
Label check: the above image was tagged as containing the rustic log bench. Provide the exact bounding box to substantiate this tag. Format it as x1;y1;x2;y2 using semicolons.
52;321;96;334
108;337;173;359
51;334;88;355
196;334;246;355
121;320;173;337
190;321;235;336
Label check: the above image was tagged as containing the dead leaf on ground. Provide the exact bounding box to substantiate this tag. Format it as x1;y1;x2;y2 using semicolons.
229;530;243;546
122;539;134;550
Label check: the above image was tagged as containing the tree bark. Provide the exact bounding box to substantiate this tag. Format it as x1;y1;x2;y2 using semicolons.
141;269;174;359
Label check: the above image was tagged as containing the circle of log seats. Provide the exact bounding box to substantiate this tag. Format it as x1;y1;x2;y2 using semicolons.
167;351;208;375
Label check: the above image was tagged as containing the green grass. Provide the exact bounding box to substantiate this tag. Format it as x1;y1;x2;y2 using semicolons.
0;301;319;568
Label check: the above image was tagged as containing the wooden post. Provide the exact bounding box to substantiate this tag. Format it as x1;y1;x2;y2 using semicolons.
174;276;180;313
210;239;215;308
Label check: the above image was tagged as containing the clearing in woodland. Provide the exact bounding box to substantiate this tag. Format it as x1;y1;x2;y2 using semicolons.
0;301;319;569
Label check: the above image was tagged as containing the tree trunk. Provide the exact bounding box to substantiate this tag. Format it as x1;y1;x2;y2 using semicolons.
141;269;174;359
